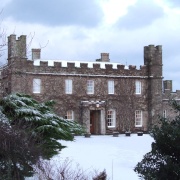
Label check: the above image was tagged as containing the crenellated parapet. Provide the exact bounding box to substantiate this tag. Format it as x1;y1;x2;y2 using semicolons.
7;35;164;79
20;59;149;77
163;89;180;100
144;45;162;77
163;80;180;100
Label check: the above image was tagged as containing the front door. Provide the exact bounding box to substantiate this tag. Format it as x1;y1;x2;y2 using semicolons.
90;110;100;134
90;111;95;134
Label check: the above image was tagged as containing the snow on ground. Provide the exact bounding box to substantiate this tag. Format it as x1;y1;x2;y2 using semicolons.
52;134;154;180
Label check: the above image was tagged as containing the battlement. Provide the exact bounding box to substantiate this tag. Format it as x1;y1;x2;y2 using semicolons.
163;80;180;99
7;34;163;78
163;89;180;100
144;45;162;66
24;59;150;76
8;34;27;59
32;59;147;70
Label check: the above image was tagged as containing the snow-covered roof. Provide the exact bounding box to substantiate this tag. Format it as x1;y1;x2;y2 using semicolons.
33;59;129;69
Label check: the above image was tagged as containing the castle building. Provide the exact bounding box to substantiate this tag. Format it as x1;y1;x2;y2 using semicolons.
0;34;180;134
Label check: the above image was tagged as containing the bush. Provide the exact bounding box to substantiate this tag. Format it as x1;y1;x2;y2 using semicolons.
134;100;180;179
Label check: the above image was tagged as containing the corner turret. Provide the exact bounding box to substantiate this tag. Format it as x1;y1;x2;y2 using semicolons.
144;45;162;77
8;34;27;60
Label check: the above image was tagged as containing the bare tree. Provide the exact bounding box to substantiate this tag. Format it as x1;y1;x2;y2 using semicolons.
34;158;108;180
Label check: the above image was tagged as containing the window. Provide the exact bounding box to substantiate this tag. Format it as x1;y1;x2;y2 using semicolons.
163;110;167;118
33;79;41;93
65;79;72;94
135;110;142;127
108;80;114;94
135;80;141;94
107;110;116;127
87;80;94;94
65;110;74;120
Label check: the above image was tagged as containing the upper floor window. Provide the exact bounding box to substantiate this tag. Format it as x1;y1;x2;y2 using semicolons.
107;110;116;127
135;80;141;94
87;80;94;94
65;79;72;94
135;110;142;127
108;80;114;94
163;110;167;118
33;79;41;93
65;110;74;121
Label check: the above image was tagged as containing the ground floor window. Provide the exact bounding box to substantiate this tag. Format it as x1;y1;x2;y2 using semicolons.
107;110;116;127
65;110;74;120
135;110;142;127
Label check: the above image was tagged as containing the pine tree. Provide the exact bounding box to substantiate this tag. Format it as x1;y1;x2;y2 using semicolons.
0;121;41;179
0;93;85;159
134;100;180;180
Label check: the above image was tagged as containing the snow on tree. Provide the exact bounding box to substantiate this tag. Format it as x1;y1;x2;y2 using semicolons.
0;120;42;179
0;93;85;159
134;99;180;180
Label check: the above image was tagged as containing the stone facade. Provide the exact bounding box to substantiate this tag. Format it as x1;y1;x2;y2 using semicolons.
0;34;180;134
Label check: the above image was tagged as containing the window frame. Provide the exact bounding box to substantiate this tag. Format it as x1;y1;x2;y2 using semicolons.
107;109;116;128
135;110;142;127
65;110;74;121
108;80;114;94
65;79;72;94
87;80;94;94
135;80;141;94
33;78;41;94
163;110;167;118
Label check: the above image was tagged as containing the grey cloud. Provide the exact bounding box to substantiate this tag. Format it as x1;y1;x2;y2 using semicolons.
115;0;164;30
3;0;103;27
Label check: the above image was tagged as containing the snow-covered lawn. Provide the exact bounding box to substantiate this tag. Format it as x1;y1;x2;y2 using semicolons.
53;134;153;180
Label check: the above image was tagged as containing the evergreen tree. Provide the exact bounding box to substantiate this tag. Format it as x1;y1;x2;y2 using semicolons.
134;100;180;180
0;121;41;179
0;93;85;159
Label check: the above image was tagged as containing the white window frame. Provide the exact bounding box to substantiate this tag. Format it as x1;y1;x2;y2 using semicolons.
135;80;141;94
65;79;72;94
33;78;41;93
87;80;94;94
65;110;74;121
108;80;114;94
163;110;167;118
135;110;142;127
107;110;116;127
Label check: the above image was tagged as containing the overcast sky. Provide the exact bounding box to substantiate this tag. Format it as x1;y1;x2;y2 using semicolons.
1;0;180;91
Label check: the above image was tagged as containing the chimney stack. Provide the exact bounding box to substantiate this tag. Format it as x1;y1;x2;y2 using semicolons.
163;80;172;92
101;53;109;62
32;49;41;60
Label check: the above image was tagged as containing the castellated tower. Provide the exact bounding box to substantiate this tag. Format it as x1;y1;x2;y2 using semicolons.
144;45;163;126
6;35;27;94
8;34;27;62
